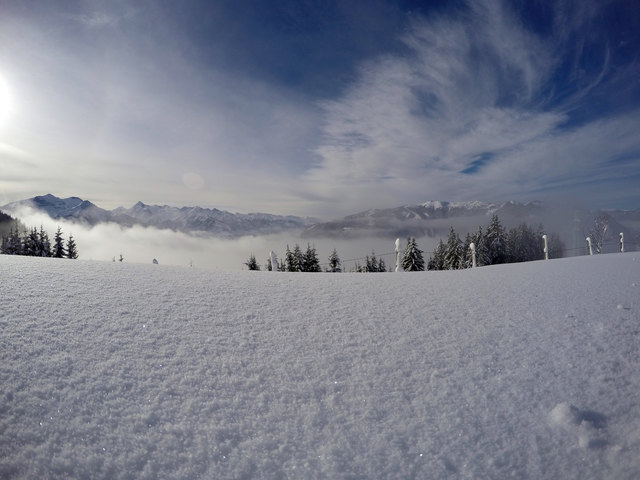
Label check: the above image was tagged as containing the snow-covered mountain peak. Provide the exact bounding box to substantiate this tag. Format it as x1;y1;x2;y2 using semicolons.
1;194;314;237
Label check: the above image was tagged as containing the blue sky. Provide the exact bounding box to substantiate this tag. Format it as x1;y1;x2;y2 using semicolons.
0;0;639;217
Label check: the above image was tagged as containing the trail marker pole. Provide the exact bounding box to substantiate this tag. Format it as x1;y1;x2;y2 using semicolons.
542;234;549;260
620;232;624;253
469;242;477;268
586;237;593;256
395;238;403;272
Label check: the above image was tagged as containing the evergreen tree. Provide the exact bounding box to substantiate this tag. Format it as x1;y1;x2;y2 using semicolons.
473;226;490;267
327;248;342;272
444;227;463;270
39;225;51;257
0;233;8;255
430;239;446;270
67;234;78;259
485;214;507;265
52;226;66;258
402;237;425;271
23;227;39;256
462;232;474;269
366;251;378;273
506;223;544;263
292;244;304;272
378;257;387;272
244;254;260;270
285;245;297;272
265;257;272;271
0;210;13;238
8;228;22;255
302;243;321;272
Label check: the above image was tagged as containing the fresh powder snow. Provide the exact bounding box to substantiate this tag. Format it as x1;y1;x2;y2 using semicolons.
0;253;638;479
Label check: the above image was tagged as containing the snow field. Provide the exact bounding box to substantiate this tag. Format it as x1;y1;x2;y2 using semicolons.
0;253;639;479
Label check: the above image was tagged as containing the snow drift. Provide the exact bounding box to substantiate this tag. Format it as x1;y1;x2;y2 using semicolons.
0;253;638;479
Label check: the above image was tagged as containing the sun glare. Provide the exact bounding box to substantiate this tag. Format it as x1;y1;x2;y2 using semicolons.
0;72;14;128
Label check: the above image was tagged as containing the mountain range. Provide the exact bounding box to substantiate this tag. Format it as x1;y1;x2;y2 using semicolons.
2;195;639;251
1;194;316;238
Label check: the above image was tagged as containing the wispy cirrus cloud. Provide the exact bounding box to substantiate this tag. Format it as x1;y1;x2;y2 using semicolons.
302;0;640;215
67;12;121;28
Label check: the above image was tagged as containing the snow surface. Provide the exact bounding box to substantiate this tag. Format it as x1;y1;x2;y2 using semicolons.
1;253;639;479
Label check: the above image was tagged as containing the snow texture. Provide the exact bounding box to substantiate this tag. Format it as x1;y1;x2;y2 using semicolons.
1;253;639;479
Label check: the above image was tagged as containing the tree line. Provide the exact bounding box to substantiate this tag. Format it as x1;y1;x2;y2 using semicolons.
245;214;564;272
1;213;79;259
246;244;327;272
427;214;564;270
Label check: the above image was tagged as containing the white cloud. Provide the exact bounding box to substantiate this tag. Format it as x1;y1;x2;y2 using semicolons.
68;12;120;28
302;0;639;213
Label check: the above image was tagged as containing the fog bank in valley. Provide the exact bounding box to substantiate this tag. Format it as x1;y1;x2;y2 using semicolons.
14;208;440;271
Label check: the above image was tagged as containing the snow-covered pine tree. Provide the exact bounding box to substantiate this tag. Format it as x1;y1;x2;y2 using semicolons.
431;239;446;270
285;245;297;272
366;251;378;273
402;237;425;271
444;227;463;270
506;223;544;263
66;234;78;259
327;248;342;272
52;226;66;258
485;214;507;265
244;254;260;270
377;257;386;272
265;257;272;271
302;243;321;272
293;244;304;272
462;232;474;269
473;226;489;267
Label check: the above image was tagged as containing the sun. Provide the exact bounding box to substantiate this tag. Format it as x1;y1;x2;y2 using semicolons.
0;72;13;128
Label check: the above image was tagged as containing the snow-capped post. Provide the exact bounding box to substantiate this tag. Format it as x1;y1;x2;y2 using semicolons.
469;242;477;268
586;237;593;256
542;234;549;260
619;232;624;253
395;238;403;272
269;251;279;271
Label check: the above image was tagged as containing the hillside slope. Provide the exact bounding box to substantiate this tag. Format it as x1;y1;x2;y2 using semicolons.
0;254;639;479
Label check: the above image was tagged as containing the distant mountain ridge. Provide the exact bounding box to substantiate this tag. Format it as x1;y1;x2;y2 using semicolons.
3;195;639;250
302;200;550;239
1;194;316;238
